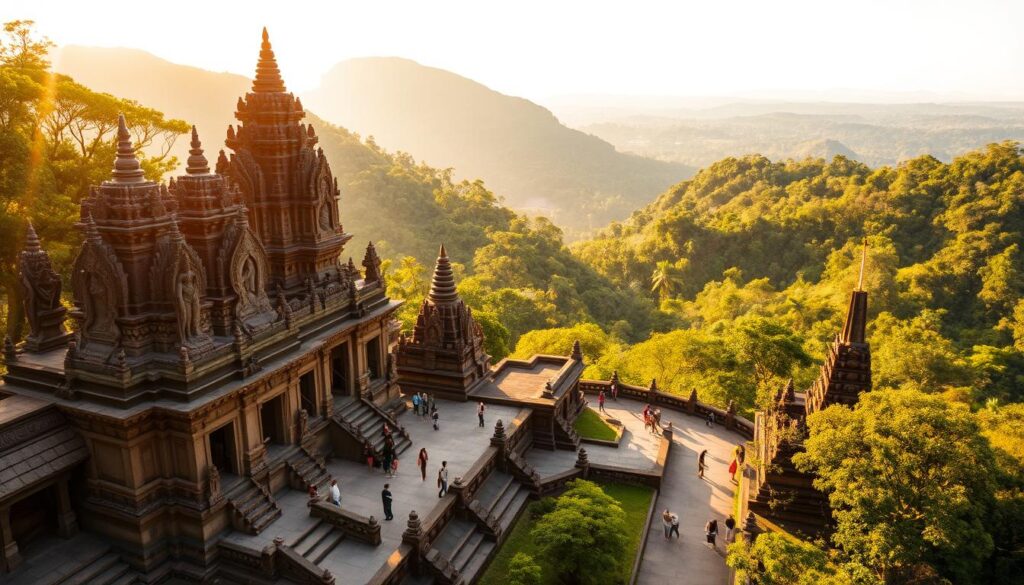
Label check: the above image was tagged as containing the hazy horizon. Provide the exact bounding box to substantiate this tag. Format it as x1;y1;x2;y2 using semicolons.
7;0;1024;105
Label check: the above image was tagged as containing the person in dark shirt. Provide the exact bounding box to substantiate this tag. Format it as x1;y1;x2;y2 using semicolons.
381;483;394;521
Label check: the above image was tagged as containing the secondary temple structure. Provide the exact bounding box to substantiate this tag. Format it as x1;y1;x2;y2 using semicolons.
748;252;872;535
0;29;589;585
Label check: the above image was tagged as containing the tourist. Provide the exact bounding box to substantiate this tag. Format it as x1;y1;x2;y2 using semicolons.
382;483;394;521
654;408;662;428
418;448;429;481
438;461;449;497
330;479;341;507
728;457;739;483
391;456;399;476
670;512;680;539
598;390;606;414
308;484;319;501
427;393;435;414
706;411;715;428
725;515;736;543
643;404;651;419
432;406;440;431
412;392;421;416
698;449;707;479
382;422;392;439
661;509;673;539
383;445;394;478
363;441;375;472
736;443;746;465
478;401;486;428
705;518;719;549
610;380;618;400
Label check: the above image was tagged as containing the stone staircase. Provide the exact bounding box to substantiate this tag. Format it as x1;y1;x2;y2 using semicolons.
6;534;140;585
505;450;542;491
286;448;331;492
290;520;347;566
428;519;493;584
227;478;282;534
333;397;412;459
467;470;530;538
553;415;581;450
53;550;138;585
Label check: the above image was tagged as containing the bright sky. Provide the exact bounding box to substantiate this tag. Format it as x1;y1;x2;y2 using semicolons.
5;0;1024;102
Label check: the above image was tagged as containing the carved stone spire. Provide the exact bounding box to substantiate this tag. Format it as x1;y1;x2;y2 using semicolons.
17;222;71;352
253;27;286;93
186;126;210;175
362;241;383;285
112;113;145;183
571;339;583;361
428;244;458;304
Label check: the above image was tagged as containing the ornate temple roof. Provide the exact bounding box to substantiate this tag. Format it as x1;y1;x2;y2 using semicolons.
427;244;459;305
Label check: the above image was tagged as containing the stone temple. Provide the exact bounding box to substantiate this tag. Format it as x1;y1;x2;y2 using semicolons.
0;29;589;584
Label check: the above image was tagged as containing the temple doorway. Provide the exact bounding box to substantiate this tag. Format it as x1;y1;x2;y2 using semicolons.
260;394;287;444
10;487;57;550
299;371;317;416
330;343;350;396
366;336;382;381
208;422;238;475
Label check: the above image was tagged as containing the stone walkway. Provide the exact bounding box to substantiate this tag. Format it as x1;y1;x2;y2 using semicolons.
527;399;740;585
225;399;523;585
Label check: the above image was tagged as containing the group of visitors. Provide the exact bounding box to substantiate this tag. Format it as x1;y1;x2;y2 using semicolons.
703;515;737;549
642;404;663;435
411;391;441;430
661;509;680;539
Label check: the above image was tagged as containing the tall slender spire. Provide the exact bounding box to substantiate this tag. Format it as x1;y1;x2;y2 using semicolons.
428;244;459;304
252;27;286;93
186;126;210;175
112;113;145;183
841;243;869;344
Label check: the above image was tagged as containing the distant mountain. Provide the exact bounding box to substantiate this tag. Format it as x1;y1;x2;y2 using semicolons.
794;138;860;161
53;46;250;164
303;57;691;236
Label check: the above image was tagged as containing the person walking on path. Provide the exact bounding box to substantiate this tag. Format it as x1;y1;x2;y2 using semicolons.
728;457;739;484
363;441;375;472
383;447;394;478
427;393;435;415
391;456;399;476
330;479;341;507
417;448;429;481
437;461;449;497
661;509;673;539
698;449;708;479
706;411;715;428
412;393;421;416
382;483;394;521
705;518;719;549
611;380;618;400
477;401;486;428
432;406;440;431
598;390;606;414
725;515;736;543
737;443;746;465
670;512;680;539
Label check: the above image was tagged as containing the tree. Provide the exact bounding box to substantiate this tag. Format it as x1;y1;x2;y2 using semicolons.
726;532;849;585
511;323;617;364
650;259;684;300
506;553;542;585
728;315;812;407
794;389;998;584
870;310;970;393
530;479;628;585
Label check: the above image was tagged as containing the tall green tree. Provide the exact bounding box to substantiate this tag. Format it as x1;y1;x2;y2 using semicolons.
794;389;998;584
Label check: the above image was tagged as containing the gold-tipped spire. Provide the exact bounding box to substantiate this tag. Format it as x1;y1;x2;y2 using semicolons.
186;125;210;175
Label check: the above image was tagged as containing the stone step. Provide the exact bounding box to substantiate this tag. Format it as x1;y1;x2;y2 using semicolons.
490;481;522;522
459;539;496;584
61;552;121;585
295;522;334;556
432;518;475;559
452;529;485;573
497;489;530;533
87;559;132;585
307;528;345;564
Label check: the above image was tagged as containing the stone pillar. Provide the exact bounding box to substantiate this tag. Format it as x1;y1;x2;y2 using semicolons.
55;477;79;538
401;510;424;575
575;447;590;479
0;506;21;572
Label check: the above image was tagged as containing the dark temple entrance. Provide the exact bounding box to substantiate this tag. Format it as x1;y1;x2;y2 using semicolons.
331;343;351;396
208;422;238;475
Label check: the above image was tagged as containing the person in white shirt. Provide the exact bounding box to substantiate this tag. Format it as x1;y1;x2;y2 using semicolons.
330;479;341;506
437;461;449;497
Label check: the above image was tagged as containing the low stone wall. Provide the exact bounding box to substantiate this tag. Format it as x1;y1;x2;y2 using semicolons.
631;487;660;585
579;379;754;440
216;538;335;584
308;500;382;545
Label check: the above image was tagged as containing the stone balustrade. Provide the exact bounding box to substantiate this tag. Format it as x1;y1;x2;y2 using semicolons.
308;500;382;545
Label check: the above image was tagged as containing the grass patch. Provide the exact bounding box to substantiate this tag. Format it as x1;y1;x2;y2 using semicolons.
574;407;618;441
478;482;654;585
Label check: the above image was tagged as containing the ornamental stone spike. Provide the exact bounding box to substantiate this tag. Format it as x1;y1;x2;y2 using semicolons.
186;125;210;175
112;113;145;183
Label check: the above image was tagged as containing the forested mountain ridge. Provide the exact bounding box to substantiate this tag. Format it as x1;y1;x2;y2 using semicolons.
303;57;692;237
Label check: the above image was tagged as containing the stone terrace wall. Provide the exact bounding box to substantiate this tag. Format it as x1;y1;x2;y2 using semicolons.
579;379;754;440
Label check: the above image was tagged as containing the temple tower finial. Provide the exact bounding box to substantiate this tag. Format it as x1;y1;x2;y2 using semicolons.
112;113;145;183
428;243;458;304
252;27;286;93
857;240;867;291
186;125;210;175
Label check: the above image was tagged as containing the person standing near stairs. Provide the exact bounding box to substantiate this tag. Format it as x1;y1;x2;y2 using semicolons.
330;479;341;507
478;401;486;428
418;448;429;481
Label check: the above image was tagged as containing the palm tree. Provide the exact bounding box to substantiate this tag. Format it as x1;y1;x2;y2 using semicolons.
651;260;683;300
